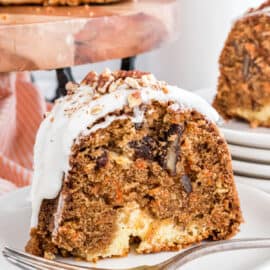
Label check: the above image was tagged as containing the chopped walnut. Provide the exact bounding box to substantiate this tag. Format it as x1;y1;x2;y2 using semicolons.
141;74;156;86
125;77;140;89
82;71;98;85
91;105;103;115
181;175;193;194
108;79;122;93
128;91;142;108
164;124;184;176
66;82;79;95
243;54;251;81
165;138;179;176
96;71;115;94
78;69;166;97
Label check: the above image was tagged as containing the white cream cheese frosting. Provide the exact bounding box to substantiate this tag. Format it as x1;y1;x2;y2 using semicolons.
30;72;219;227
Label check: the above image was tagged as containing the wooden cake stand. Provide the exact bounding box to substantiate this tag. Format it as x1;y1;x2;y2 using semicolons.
0;0;179;97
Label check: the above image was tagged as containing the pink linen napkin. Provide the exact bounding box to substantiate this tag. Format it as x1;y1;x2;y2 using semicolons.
0;72;48;195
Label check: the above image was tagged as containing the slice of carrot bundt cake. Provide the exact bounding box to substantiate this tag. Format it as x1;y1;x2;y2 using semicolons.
213;1;270;127
26;70;243;262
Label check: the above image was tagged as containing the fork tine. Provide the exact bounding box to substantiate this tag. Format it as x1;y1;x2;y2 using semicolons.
3;250;58;270
3;247;155;270
3;247;92;270
4;253;47;270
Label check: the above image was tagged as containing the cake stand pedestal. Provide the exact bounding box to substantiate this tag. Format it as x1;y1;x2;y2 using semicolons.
0;0;179;97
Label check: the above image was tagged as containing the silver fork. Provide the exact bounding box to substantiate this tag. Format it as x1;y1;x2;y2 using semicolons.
3;238;270;270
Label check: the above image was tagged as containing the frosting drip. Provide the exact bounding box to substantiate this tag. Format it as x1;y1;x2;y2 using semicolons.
30;73;219;227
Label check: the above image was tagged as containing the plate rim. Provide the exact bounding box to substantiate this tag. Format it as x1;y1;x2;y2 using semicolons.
195;88;270;149
228;144;270;164
232;160;270;179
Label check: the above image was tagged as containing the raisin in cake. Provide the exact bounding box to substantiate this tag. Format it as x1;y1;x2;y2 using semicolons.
26;70;243;261
213;1;270;127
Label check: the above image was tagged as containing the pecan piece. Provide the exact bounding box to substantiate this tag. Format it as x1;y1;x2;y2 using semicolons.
181;175;192;194
164;124;184;176
243;54;251;81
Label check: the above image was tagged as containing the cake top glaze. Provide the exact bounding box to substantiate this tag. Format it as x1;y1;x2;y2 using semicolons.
30;69;219;227
244;1;270;17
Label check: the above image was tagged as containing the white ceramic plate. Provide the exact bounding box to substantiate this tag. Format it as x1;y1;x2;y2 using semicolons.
229;144;270;164
1;184;270;270
235;175;270;193
195;89;270;149
233;160;270;179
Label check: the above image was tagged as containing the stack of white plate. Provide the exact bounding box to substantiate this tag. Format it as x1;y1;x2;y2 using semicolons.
196;89;270;192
